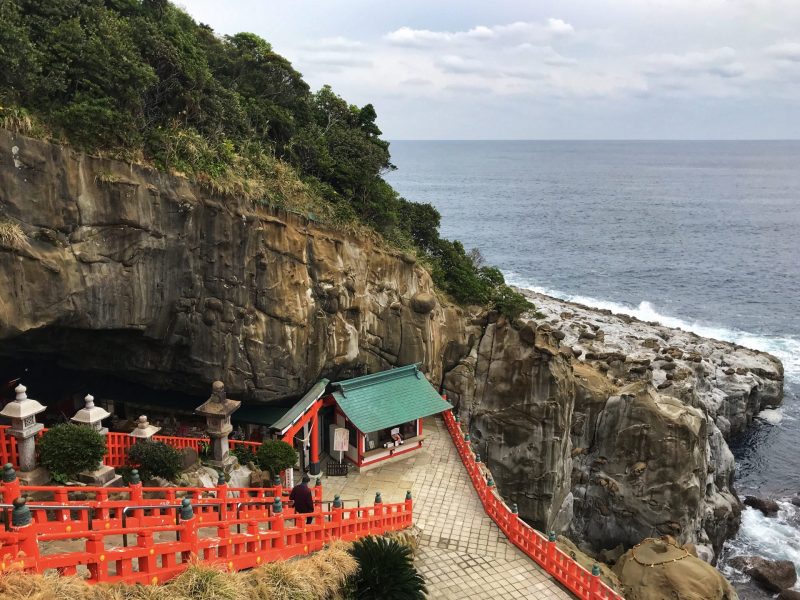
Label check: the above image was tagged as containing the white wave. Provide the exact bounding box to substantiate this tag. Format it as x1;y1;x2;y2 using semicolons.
756;408;784;425
723;504;800;588
504;271;800;382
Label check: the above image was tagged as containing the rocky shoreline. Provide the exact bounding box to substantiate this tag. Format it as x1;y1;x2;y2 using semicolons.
445;285;783;568
523;287;783;561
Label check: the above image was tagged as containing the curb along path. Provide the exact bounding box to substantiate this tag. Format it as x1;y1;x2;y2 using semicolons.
320;416;573;599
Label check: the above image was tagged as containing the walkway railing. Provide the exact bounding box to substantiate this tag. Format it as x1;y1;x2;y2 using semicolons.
442;410;624;600
0;426;261;469
0;467;412;584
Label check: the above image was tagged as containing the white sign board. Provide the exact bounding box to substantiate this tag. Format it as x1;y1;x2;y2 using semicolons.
333;427;349;452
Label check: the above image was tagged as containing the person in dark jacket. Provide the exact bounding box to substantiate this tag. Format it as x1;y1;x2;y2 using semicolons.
288;474;315;524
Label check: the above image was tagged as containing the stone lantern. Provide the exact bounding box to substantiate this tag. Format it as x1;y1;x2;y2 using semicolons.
195;381;241;468
0;384;48;485
71;394;121;487
130;415;160;442
71;394;110;434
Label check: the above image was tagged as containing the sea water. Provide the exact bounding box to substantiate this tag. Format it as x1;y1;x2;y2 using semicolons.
386;140;800;596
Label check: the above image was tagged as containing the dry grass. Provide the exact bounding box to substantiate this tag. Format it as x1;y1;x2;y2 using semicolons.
1;106;38;136
0;542;359;600
384;526;421;557
244;541;357;600
0;221;27;251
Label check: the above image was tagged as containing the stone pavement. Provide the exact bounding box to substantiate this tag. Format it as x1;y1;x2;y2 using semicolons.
318;416;573;599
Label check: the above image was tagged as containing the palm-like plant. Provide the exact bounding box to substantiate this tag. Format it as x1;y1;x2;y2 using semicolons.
348;536;427;599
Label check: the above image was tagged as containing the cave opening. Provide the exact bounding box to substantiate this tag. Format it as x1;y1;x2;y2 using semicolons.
0;328;209;436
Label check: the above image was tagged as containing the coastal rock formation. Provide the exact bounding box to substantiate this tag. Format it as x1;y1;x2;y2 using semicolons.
443;319;575;531
0;130;784;565
444;288;782;561
613;537;739;599
728;556;798;593
0;129;472;401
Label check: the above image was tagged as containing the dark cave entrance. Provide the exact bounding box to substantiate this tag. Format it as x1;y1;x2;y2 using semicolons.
0;340;207;436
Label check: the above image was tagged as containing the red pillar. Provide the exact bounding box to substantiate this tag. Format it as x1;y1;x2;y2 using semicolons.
309;409;320;476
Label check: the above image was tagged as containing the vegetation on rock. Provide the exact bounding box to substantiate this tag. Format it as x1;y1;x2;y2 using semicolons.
127;439;183;481
255;439;298;478
37;423;106;483
0;0;532;316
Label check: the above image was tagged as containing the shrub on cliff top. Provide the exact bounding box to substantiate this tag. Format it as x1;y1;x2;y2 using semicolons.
127;440;182;482
38;424;106;483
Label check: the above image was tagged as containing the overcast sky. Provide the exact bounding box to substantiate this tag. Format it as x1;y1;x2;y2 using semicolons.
181;0;800;140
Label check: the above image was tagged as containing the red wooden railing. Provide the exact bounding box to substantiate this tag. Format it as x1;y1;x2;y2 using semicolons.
0;426;262;470
442;410;624;600
0;474;412;585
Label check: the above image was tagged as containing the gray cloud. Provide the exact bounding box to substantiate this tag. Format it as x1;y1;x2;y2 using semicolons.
766;42;800;62
180;0;800;139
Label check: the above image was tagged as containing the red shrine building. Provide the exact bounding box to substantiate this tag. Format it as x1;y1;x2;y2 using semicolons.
270;364;452;474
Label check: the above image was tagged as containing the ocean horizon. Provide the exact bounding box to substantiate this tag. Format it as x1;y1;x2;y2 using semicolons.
386;139;800;597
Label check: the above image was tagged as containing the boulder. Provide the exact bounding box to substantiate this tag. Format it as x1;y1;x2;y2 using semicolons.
791;496;800;508
729;556;797;593
614;538;738;600
744;496;780;516
180;447;199;470
410;292;437;314
779;590;800;600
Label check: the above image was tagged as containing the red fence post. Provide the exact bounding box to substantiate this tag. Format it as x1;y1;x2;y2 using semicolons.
1;464;20;506
272;497;285;554
373;492;383;534
547;530;558;570
86;533;108;582
405;491;413;527
332;495;343;538
590;563;602;599
216;471;228;523
10;497;38;566
180;497;199;560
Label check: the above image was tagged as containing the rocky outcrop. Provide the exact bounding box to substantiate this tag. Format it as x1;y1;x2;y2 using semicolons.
0;130;785;565
614;537;739;599
444;289;782;561
743;496;780;516
728;556;798;593
444;318;575;531
0;129;473;400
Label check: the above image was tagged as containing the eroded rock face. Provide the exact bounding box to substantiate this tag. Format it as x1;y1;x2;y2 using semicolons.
444;320;575;532
0;130;472;400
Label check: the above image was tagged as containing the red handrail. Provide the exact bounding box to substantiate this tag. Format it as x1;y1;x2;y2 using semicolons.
442;410;623;600
0;475;412;585
0;426;258;470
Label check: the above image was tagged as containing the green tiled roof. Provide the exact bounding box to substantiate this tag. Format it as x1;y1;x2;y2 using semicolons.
331;364;452;433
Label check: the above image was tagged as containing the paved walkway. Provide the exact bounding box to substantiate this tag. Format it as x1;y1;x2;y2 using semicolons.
318;417;573;599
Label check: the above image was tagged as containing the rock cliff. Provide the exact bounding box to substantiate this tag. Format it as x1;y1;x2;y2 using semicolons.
445;290;783;561
0;130;784;562
0;129;471;400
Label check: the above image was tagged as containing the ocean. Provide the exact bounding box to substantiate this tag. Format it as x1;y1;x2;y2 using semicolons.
385;140;800;596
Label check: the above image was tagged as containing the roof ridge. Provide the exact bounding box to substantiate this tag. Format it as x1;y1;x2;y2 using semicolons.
332;364;422;392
